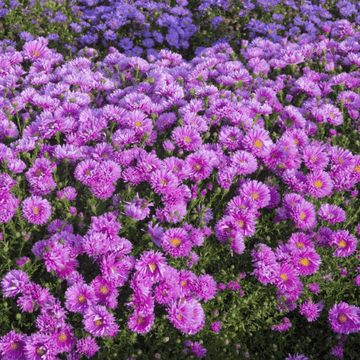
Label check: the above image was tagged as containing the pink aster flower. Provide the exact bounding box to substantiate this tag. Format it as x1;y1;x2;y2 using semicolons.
161;227;192;258
191;342;207;358
150;169;180;195
90;276;118;309
229;150;258;176
285;354;309;360
306;170;333;199
22;37;52;62
211;321;222;333
242;125;272;159
192;274;217;303
64;283;98;315
302;144;329;171
291;247;322;276
318;204;346;225
21;196;52;225
330;230;357;258
135;250;167;284
239;180;270;209
24;332;56;360
127;311;155;334
0;330;27;360
76;337;100;359
218;125;243;151
299;299;324;322
183;149;218;182
328;301;360;334
290;199;317;230
171;126;203;151
83;305;119;338
1;270;29;298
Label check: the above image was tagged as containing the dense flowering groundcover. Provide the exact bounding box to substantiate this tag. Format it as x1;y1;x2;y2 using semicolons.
1;1;360;360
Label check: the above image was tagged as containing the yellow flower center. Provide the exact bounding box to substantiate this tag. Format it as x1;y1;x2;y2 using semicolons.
338;157;344;164
294;139;299;146
173;166;179;171
32;50;40;58
250;192;259;200
77;294;86;303
300;212;306;220
161;290;167;296
36;348;45;356
161;179;167;186
299;258;309;266
296;242;304;248
99;285;109;295
314;180;322;188
94;320;103;327
177;314;182;320
170;238;181;247
193;163;202;171
111;266;117;273
339;240;346;248
181;281;187;287
354;165;360;173
311;156;317;163
237;220;244;228
148;262;157;272
136;316;144;324
338;313;347;323
10;343;19;350
346;98;352;103
254;139;263;148
135;121;142;127
285;146;289;151
229;135;236;141
32;207;40;215
280;273;288;282
35;169;43;177
58;333;67;342
85;170;91;176
330;112;334;118
183;136;191;143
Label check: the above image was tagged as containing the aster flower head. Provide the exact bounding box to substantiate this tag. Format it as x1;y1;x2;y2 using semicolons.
192;274;217;303
150;169;180;195
76;337;100;359
299;299;324;322
65;283;98;315
240;180;270;209
191;342;207;358
22;196;52;225
285;354;309;360
211;321;222;333
171;126;203;151
306;170;333;199
0;330;27;360
330;230;357;258
328;301;360;334
24;332;56;360
290;199;317;230
83;305;118;338
135;250;167;284
183;149;218;182
242;125;272;159
127;311;155;334
291;247;322;276
161;227;192;258
230;150;258;176
318;204;346;225
1;270;29;298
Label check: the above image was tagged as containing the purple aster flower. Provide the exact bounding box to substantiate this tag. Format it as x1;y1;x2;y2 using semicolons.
161;228;192;258
299;299;324;322
0;330;27;360
83;305;118;338
290;199;317;230
191;342;207;358
171;126;203;151
318;204;346;225
127;311;155;334
1;270;29;298
228;281;241;290
306;170;333;199
24;332;56;360
330;230;357;258
239;180;270;209
192;274;217;303
308;283;320;293
230;150;258;176
65;283;98;315
150;169;180;195
291;247;322;276
328;301;360;334
76;337;100;359
211;321;222;333
285;354;309;360
135;250;167;285
21;196;52;225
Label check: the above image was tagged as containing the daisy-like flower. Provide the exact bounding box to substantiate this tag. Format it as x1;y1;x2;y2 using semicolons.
1;270;29;298
242;125;272;159
127;311;155;334
192;274;217;303
330;230;358;258
291;247;322;276
229;150;258;176
285;354;309;360
328;146;354;175
183;149;218;182
150;169;180;195
76;337;100;359
65;283;98;315
287;232;314;251
328;301;360;334
299;299;324;322
53;324;75;354
211;321;222;333
171;126;203;151
302;144;329;171
318;204;346;225
218;126;243;151
83;305;118;338
273;263;299;291
229;211;257;237
21;196;52;225
74;159;99;186
24;332;56;360
239;180;270;209
90;276;118;309
191;342;207;358
0;330;27;360
124;110;153;136
161;228;192;258
321;103;343;126
290;199;317;230
306;170;333;199
135;250;167;285
22;37;52;62
281;105;306;128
